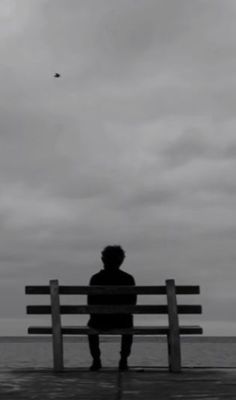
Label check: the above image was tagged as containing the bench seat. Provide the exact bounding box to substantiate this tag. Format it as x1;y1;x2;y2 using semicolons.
28;325;203;335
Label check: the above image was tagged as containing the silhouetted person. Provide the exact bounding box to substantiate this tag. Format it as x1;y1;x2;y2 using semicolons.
87;245;137;371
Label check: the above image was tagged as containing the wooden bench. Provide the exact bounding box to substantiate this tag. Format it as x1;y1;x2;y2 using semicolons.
25;279;203;372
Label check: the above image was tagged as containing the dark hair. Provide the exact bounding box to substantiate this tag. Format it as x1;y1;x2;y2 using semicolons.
101;245;125;268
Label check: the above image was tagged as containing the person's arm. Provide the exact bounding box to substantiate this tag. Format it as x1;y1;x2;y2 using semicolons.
87;275;100;305
126;276;137;305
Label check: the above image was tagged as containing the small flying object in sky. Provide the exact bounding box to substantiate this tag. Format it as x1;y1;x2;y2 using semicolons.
54;73;61;78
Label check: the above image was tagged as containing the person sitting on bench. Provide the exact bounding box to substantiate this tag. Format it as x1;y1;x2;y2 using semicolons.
87;245;137;371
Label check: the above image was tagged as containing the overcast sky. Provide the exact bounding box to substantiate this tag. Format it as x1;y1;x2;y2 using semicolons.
1;0;236;335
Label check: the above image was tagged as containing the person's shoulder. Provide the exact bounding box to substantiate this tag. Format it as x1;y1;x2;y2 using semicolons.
89;270;103;284
119;269;135;283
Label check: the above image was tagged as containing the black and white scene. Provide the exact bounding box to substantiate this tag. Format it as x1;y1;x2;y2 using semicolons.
1;0;236;398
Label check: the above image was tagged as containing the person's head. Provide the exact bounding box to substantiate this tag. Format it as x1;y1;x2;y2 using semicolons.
101;245;126;271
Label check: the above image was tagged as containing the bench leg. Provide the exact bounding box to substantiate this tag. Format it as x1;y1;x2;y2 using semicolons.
52;332;64;372
50;279;64;372
167;333;181;373
166;279;181;373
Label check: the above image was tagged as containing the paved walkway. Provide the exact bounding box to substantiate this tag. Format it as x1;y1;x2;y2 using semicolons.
0;368;236;399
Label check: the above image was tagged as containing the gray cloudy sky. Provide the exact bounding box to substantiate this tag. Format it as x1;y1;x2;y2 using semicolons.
1;0;236;335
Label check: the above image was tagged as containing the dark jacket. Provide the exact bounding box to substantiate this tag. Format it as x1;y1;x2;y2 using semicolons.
87;269;137;329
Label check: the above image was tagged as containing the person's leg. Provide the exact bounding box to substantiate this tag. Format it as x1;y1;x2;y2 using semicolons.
88;334;102;370
119;334;133;370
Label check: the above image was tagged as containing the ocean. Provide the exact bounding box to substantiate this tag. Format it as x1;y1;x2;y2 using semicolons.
0;337;236;370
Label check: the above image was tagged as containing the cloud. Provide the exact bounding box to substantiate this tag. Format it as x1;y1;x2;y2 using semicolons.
0;183;76;228
0;0;236;334
162;129;211;167
0;0;35;38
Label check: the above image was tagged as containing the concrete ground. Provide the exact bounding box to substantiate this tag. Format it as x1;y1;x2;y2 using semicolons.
0;368;236;399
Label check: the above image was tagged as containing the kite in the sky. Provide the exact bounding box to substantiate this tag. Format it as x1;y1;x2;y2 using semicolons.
54;73;61;78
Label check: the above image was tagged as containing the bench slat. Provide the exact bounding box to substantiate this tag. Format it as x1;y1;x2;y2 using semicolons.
28;325;203;335
25;285;200;295
27;304;202;314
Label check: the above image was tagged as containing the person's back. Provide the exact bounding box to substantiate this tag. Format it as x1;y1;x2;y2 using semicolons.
87;245;136;371
88;268;136;329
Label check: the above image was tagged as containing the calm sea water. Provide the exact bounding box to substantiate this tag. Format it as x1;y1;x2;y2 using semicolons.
0;337;236;369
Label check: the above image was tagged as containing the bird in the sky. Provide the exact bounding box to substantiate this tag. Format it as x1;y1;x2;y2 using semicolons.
54;73;61;78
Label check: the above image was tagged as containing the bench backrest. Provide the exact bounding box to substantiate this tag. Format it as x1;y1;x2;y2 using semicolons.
26;279;201;333
26;280;201;313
